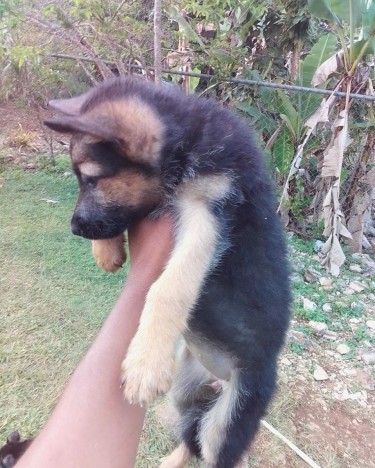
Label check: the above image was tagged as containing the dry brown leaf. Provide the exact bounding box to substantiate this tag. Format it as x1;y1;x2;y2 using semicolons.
321;110;349;178
339;223;352;239
322;187;332;206
304;94;336;132
330;235;346;276
347;166;375;252
321;234;346;276
312;50;344;86
322;187;333;237
320;179;351;275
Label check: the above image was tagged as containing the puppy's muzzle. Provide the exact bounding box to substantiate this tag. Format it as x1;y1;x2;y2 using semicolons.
71;213;113;239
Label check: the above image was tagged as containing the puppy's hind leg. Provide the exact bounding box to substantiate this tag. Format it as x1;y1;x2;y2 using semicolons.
161;345;217;467
159;443;192;468
199;366;277;468
91;233;126;273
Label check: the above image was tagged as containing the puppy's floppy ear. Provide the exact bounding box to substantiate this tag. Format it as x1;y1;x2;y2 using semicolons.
45;88;112;137
44;114;114;140
48;89;93;116
46;96;164;164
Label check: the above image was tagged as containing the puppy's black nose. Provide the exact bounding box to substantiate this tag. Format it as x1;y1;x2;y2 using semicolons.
71;215;84;236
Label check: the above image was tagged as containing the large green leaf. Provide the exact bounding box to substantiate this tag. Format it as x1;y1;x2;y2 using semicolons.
362;1;375;38
307;0;340;24
330;0;362;29
235;102;277;135
308;0;362;27
277;91;300;138
209;48;235;64
164;5;205;48
351;37;375;57
273;126;295;175
301;33;338;87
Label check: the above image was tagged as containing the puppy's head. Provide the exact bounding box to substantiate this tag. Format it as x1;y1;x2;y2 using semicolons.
44;84;164;239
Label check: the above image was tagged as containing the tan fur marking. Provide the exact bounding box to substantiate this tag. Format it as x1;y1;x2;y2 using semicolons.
96;170;162;209
235;454;250;468
91;234;126;273
199;370;240;465
79;161;103;178
71;134;102;164
181;174;233;202
121;175;231;406
159;443;191;468
83;98;165;164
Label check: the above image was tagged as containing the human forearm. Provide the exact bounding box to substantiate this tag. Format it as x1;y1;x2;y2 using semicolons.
16;217;173;468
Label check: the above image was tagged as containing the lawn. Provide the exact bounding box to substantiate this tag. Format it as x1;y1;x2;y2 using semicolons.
0;163;125;436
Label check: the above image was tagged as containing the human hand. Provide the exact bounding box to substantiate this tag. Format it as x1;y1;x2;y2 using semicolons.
127;216;174;280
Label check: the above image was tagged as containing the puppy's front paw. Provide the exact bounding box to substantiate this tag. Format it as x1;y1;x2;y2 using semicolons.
91;234;126;273
121;345;175;406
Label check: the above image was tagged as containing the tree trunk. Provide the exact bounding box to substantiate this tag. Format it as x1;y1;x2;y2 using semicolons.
154;0;162;85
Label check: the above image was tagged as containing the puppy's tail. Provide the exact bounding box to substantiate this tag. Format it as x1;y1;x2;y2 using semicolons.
198;366;276;467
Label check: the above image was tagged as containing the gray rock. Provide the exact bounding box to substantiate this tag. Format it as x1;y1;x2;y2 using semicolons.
361;350;375;365
314;366;329;381
324;330;338;340
366;320;375;330
287;331;317;350
354;369;375;391
336;344;351;355
363;235;372;250
278;371;289;385
280;357;292;366
322;303;332;313
308;320;328;336
314;240;324;252
349;281;366;292
319;277;333;288
350;264;362;273
303;297;317;311
304;268;320;283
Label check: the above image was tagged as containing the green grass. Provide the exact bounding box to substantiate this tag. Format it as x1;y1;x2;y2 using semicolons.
0;167;125;439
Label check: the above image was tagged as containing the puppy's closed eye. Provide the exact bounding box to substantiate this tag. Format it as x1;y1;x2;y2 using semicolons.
82;177;98;188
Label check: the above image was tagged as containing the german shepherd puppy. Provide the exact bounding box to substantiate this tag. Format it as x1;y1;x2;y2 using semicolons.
44;77;290;468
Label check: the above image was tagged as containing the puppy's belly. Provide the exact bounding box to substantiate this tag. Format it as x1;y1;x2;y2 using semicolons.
183;331;237;381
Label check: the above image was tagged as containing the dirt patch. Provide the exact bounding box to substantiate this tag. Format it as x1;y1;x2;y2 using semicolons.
291;385;375;467
0;101;50;136
0;101;66;171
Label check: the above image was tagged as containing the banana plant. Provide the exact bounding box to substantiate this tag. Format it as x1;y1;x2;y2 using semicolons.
303;0;375;275
237;33;337;187
308;0;375;83
236;32;338;230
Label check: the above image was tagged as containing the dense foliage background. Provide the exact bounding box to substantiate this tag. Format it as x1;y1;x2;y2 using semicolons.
1;0;375;273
